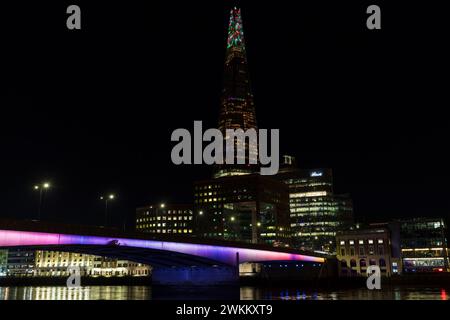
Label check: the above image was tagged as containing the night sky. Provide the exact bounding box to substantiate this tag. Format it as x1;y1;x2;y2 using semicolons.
2;0;449;228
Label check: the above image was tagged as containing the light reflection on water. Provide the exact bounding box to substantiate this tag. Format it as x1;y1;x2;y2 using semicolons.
240;286;450;300
0;286;449;300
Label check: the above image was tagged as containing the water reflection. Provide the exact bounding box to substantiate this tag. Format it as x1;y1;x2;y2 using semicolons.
239;286;450;300
0;286;448;300
0;286;152;300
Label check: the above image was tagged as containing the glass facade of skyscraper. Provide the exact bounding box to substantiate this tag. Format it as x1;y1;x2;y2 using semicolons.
276;156;353;253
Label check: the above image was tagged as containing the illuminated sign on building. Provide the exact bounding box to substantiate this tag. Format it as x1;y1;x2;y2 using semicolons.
310;171;323;177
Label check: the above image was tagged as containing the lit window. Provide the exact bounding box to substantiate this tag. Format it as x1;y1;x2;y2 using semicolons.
359;240;364;245
368;239;374;244
349;240;355;245
340;240;345;245
378;239;384;244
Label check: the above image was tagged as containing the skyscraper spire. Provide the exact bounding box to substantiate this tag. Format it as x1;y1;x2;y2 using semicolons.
215;7;258;179
226;7;246;52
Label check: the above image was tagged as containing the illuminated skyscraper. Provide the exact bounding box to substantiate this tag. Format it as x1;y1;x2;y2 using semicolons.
194;7;290;246
276;156;354;253
215;7;258;178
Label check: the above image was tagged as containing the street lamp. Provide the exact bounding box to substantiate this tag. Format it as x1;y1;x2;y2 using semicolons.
100;194;115;226
34;182;51;220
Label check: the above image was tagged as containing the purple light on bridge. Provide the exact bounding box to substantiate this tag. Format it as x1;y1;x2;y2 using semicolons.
0;230;325;265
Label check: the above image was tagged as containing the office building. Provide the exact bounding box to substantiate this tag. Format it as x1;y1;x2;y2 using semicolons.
5;248;35;277
136;203;194;235
275;155;354;253
194;174;290;246
35;251;95;277
399;217;449;272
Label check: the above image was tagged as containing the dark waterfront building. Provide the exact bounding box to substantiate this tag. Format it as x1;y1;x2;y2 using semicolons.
215;7;258;178
135;204;194;236
336;225;402;277
194;174;290;246
275;155;354;253
399;217;449;272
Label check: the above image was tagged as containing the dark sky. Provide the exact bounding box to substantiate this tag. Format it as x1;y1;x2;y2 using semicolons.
2;0;449;228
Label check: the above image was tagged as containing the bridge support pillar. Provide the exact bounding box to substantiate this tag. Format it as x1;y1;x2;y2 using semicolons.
152;265;239;286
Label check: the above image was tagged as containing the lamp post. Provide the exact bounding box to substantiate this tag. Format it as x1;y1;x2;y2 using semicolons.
33;182;51;220
100;194;115;226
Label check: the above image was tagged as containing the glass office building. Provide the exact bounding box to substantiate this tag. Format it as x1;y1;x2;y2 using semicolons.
194;174;290;246
399;217;449;272
275;156;354;253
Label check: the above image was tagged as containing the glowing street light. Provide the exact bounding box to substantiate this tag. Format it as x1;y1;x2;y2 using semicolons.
100;194;116;227
33;182;51;220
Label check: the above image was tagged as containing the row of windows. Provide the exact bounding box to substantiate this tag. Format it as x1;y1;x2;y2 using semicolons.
290;207;340;213
340;239;384;245
139;229;193;234
37;255;88;259
195;185;220;190
295;232;336;237
140;210;192;215
341;258;387;269
37;259;87;263
196;198;225;203
291;221;340;227
340;245;385;257
137;216;193;222
137;223;191;228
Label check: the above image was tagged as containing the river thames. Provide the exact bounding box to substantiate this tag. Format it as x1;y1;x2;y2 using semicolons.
0;286;449;300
